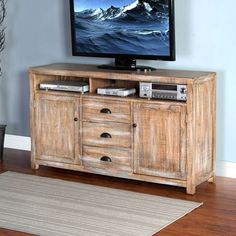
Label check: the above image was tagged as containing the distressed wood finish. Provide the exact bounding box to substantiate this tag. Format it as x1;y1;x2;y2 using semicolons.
194;78;216;185
186;84;196;194
83;122;131;148
82;98;131;124
30;63;215;85
33;159;186;187
195;81;213;175
82;98;132;176
82;146;132;173
34;94;81;165
29;63;216;194
186;74;216;194
134;102;187;180
89;78;112;94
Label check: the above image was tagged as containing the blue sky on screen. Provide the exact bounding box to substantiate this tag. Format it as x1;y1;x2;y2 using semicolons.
74;0;134;12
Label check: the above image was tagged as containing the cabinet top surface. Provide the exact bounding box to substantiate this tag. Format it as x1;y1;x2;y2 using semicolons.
29;63;216;84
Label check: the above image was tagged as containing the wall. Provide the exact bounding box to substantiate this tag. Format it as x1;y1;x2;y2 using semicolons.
0;0;235;163
0;0;110;135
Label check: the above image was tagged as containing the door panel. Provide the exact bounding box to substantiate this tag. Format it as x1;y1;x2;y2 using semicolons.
35;94;80;164
134;103;187;179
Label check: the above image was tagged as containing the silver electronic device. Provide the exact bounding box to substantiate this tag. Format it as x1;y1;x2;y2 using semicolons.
97;87;136;97
139;82;187;101
40;80;89;93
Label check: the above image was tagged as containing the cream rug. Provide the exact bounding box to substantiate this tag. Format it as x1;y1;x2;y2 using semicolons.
0;172;202;236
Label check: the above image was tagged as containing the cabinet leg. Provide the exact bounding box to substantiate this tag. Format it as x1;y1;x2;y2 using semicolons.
31;162;39;170
208;175;216;183
186;185;196;195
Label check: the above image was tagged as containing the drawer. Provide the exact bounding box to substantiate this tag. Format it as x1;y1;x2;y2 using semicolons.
82;99;131;123
83;122;131;148
83;146;132;173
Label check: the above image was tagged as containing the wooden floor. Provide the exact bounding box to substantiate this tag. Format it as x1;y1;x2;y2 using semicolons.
0;149;236;236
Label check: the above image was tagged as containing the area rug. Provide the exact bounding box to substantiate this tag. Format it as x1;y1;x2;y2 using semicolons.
0;172;202;236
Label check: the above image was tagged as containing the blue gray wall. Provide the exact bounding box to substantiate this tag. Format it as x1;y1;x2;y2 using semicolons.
0;0;236;163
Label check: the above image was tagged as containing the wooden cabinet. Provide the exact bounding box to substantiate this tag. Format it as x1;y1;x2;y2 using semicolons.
29;63;216;194
34;94;81;165
82;98;133;175
133;102;187;180
82;146;132;173
82;122;131;148
82;99;131;123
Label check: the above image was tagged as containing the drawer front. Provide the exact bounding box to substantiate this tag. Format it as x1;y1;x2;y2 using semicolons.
83;122;131;148
83;146;132;173
82;99;131;123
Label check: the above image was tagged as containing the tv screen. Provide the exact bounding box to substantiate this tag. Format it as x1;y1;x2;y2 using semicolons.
70;0;175;66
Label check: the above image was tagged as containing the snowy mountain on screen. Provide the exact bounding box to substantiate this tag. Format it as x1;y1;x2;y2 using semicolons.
77;0;168;22
74;0;170;56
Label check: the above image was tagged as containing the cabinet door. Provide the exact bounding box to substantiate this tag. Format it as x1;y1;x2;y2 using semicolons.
133;103;187;179
35;94;80;164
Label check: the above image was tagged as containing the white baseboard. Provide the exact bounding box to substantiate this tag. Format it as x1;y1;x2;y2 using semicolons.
216;161;236;179
4;134;31;151
3;134;236;178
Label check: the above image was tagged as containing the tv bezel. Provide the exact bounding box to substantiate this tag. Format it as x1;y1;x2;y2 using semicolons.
69;0;176;62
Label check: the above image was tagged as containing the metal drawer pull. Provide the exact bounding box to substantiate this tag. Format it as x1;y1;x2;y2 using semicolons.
100;108;112;114
100;156;112;162
100;132;112;139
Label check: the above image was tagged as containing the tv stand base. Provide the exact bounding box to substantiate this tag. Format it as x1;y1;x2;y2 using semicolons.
98;58;156;71
98;64;156;72
29;63;216;195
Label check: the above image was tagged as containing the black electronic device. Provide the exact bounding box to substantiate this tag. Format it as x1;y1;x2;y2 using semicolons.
70;0;175;71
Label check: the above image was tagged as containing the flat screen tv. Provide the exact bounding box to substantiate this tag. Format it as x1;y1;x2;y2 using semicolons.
70;0;175;70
